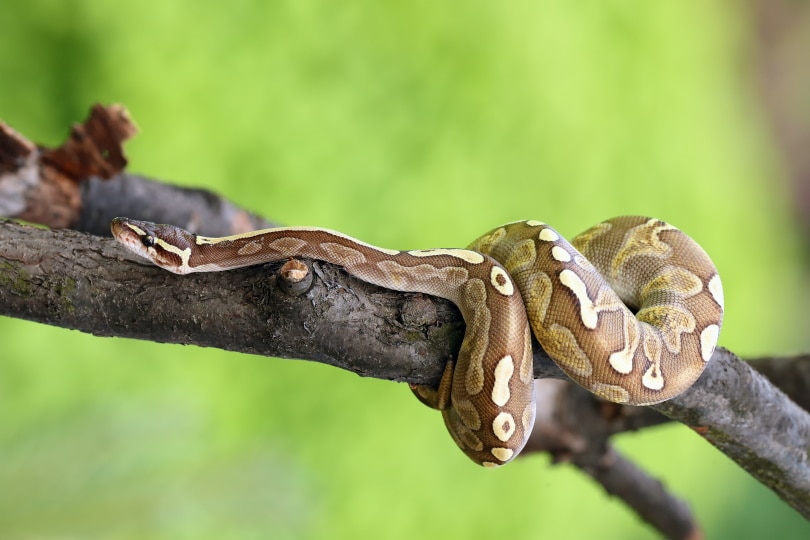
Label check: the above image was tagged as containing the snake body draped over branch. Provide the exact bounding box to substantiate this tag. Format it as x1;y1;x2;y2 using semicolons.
111;216;723;467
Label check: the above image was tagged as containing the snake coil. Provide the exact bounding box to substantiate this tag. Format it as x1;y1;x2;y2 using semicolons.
112;216;723;467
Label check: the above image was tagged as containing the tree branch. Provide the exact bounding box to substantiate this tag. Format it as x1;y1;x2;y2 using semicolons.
654;349;810;517
748;355;810;412
526;380;700;539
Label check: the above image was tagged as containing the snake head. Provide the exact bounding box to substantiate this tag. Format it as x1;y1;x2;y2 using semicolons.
111;217;194;274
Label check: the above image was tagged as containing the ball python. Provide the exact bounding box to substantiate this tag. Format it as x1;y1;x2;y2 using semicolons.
111;216;723;467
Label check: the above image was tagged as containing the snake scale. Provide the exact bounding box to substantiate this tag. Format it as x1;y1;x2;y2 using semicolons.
111;216;723;467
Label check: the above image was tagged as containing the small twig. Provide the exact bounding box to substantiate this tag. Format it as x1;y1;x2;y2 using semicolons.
277;259;313;296
525;380;698;538
576;446;701;540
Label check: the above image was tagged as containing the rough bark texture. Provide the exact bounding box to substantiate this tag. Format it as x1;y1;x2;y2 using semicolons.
749;355;810;412
655;349;810;518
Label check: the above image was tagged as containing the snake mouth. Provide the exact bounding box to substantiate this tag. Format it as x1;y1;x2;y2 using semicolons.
111;217;193;274
110;217;131;242
111;217;157;262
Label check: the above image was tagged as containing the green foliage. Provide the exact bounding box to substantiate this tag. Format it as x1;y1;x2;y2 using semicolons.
1;1;808;538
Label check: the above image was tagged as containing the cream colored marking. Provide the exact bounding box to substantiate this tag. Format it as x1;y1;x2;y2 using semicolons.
482;462;500;469
295;227;401;256
491;355;515;407
124;223;148;237
519;325;533;383
700;324;720;362
266;237;307;254
198;227;401;256
489;266;515;296
611;219;676;276
491;447;514;462
708;274;724;309
525;220;545;227
590;383;630;403
608;348;633;374
538;228;559;242
492;412;516;442
320;242;367;265
522;402;536;434
408;248;485;264
607;316;639;374
551;245;571;262
637;305;695;354
375;260;470;289
642;328;663;375
641;266;704;299
371;259;405;286
642;363;664;390
196;229;270;245
559;269;598;329
154;238;192;272
237;240;263;256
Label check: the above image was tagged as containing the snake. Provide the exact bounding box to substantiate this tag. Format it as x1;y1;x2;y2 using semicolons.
111;216;723;468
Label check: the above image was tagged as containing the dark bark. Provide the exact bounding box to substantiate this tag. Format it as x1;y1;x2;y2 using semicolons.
655;349;810;519
76;174;277;238
749;355;810;413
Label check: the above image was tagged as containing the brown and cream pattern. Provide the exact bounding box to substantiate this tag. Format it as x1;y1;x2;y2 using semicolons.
111;216;723;467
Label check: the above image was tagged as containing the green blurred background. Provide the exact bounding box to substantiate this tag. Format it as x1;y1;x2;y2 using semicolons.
1;1;809;538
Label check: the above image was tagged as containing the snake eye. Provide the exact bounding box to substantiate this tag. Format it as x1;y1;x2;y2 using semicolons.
142;235;156;248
